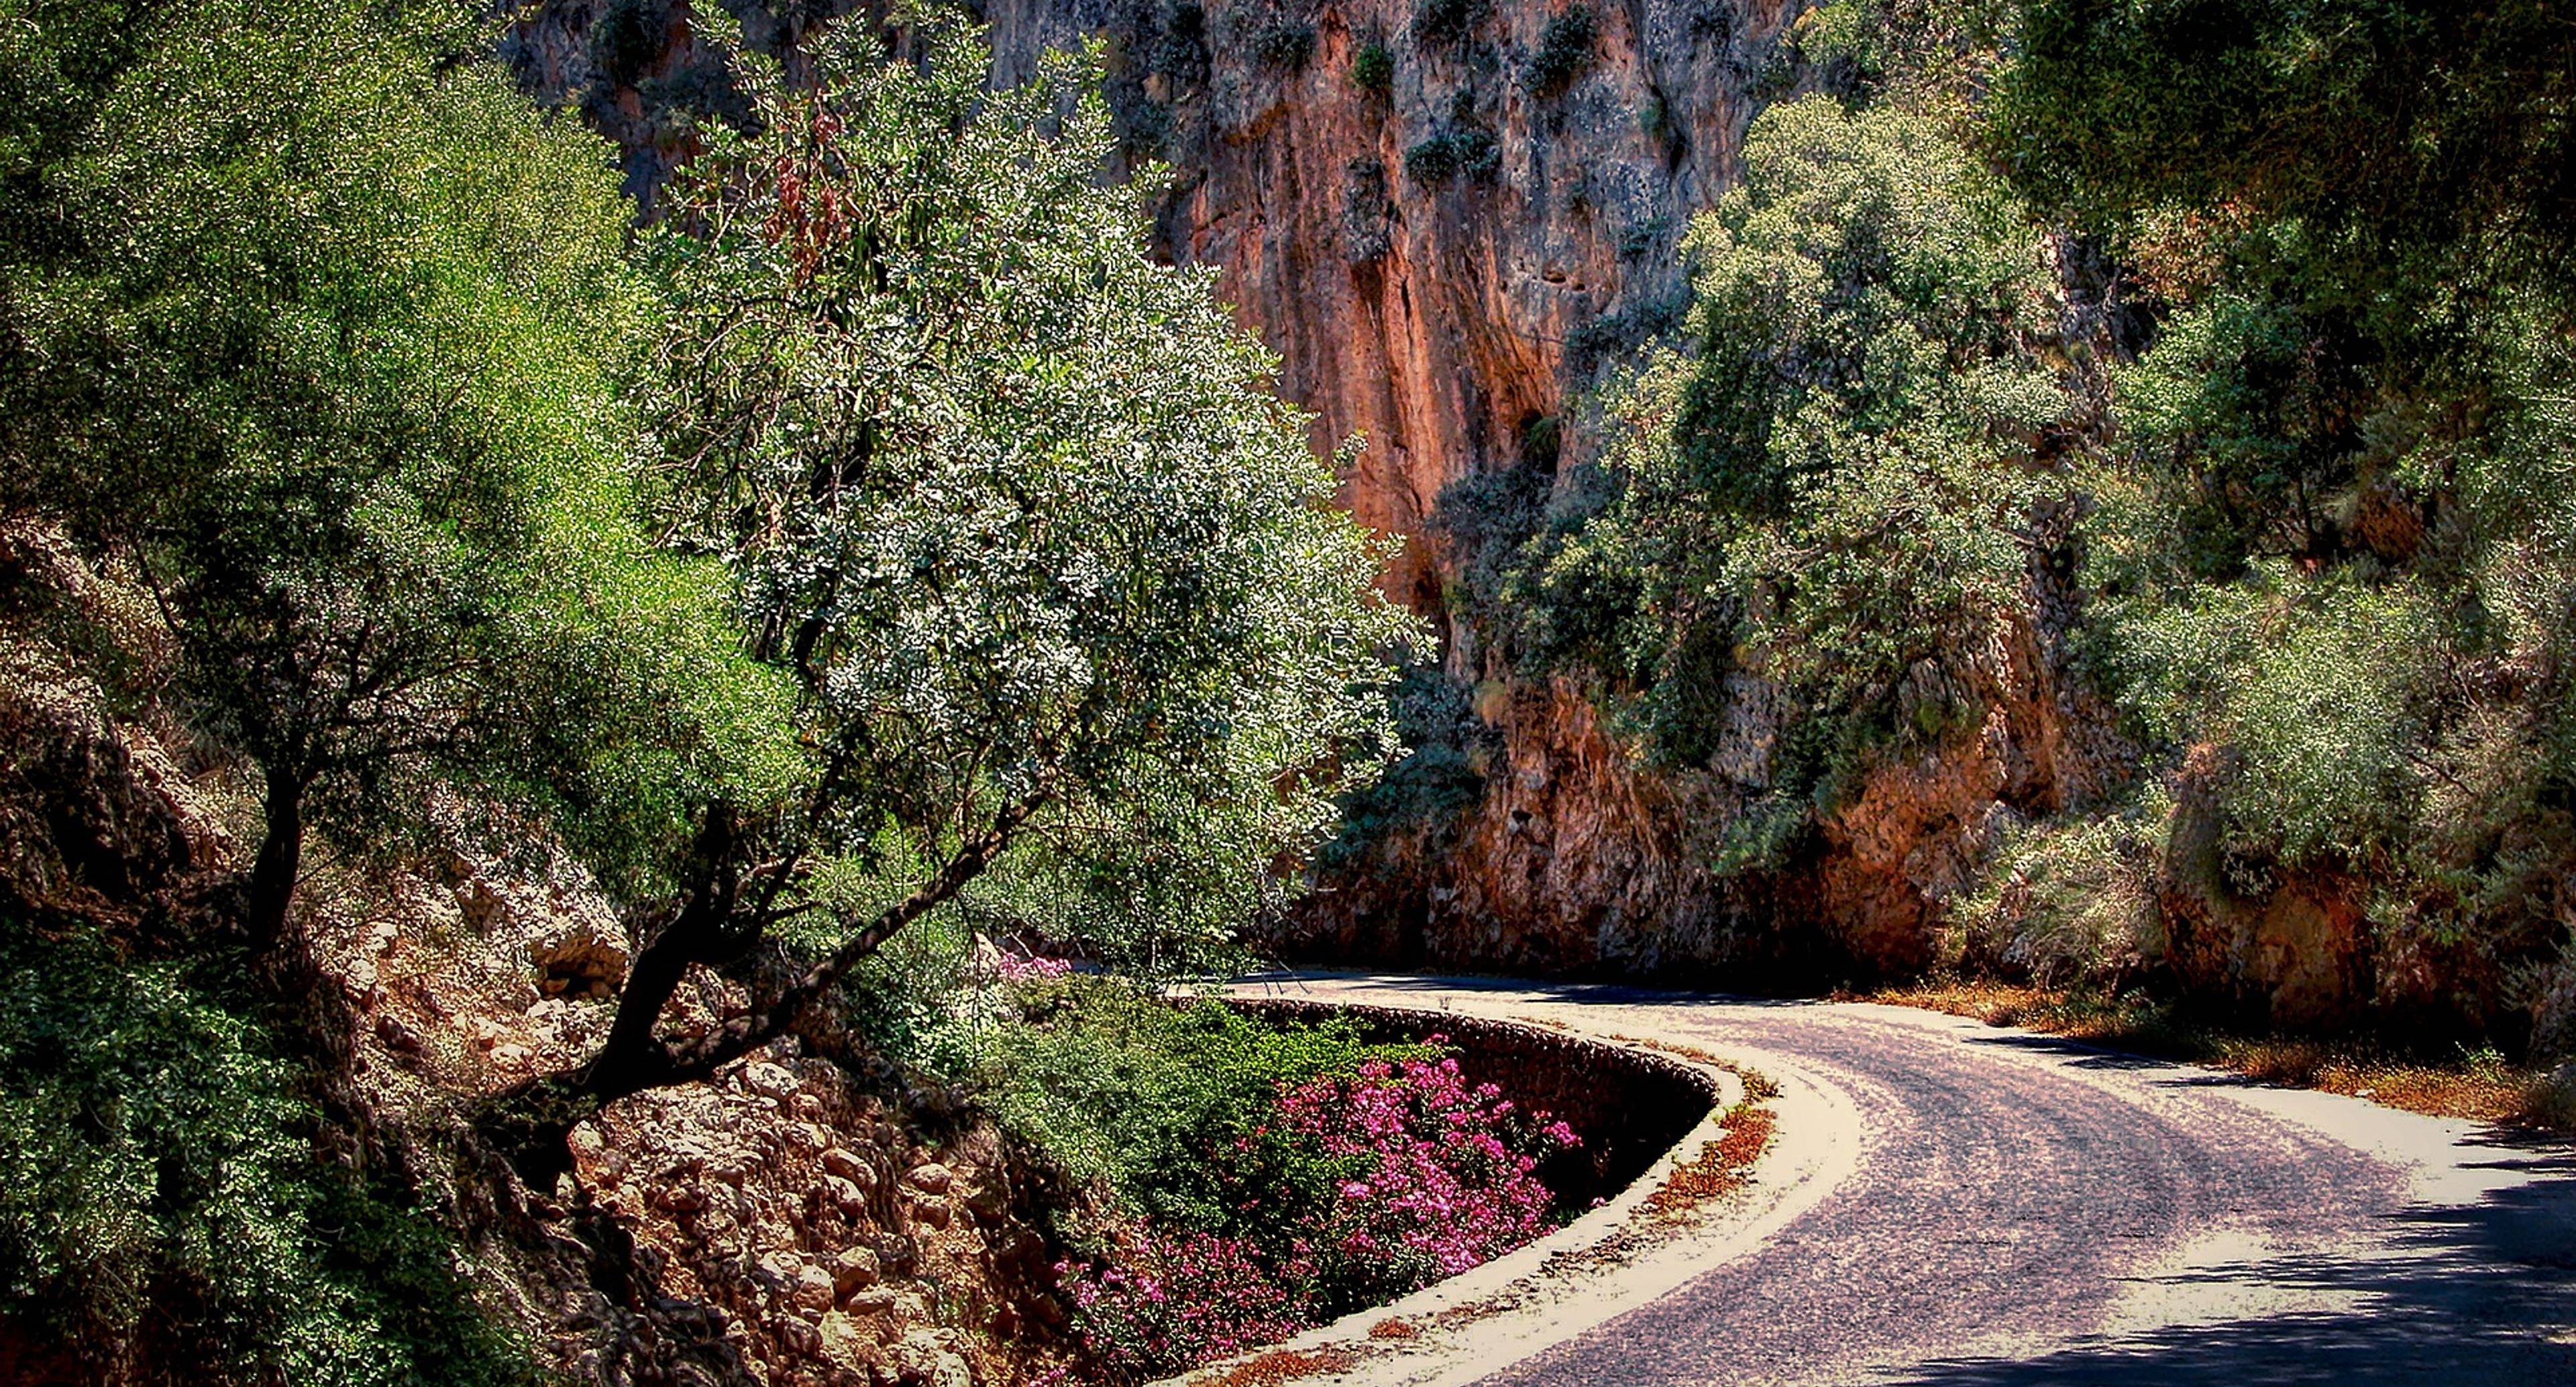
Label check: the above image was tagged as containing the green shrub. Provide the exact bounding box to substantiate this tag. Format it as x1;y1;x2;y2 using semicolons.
1318;661;1495;868
1352;40;1395;93
1253;20;1317;70
1562;290;1688;368
1404;128;1500;182
1949;800;2170;987
1524;7;1597;94
1616;218;1667;260
910;975;1429;1233
0;917;531;1385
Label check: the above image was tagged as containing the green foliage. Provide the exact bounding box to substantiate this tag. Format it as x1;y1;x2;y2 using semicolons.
1747;0;2576;1020
1253;20;1318;69
888;974;1426;1233
1999;0;2576;905
0;916;533;1384
1352;40;1395;94
0;0;788;911
1947;795;2168;985
646;9;1417;970
1563;290;1689;370
1786;0;2006;105
1351;0;2576;1034
1616;219;1668;261
1317;662;1495;869
1404;127;1500;183
1993;0;2576;315
1523;7;1597;94
1504;97;2069;844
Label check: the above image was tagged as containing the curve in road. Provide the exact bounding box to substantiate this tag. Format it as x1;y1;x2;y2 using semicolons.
1216;973;2576;1387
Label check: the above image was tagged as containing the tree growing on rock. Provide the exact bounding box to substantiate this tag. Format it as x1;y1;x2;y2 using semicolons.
0;0;779;953
1501;96;2074;869
515;7;1414;1132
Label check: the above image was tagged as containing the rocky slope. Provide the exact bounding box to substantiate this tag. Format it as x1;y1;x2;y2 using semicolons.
0;519;1084;1387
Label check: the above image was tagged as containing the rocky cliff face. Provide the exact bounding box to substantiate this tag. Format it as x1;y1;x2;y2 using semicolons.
980;0;1800;613
973;0;1886;977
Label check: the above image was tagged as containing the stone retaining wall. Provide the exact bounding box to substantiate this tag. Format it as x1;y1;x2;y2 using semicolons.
1228;998;1720;1208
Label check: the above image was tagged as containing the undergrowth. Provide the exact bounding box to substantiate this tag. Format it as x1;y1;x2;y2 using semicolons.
0;913;533;1386
1862;977;2563;1127
862;966;1582;1380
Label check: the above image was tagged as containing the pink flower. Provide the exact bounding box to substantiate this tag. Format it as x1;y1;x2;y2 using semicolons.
1059;1050;1586;1378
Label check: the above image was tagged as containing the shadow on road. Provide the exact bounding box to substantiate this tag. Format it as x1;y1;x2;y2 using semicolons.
1891;1139;2576;1386
1236;969;1827;1011
1958;1032;2179;1071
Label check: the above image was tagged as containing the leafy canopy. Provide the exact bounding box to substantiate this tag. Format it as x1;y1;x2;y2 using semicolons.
642;7;1415;970
0;0;789;913
1503;96;2069;855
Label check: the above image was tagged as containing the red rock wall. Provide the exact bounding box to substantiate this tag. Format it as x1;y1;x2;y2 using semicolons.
983;0;1799;609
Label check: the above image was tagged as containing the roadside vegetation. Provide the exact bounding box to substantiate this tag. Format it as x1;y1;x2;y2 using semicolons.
1444;0;2576;1061
1860;978;2564;1128
850;948;1582;1379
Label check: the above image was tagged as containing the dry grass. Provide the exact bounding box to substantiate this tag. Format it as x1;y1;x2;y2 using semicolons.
1860;977;2563;1128
1199;1347;1360;1386
1593;1035;1784;1215
1640;1101;1775;1217
1366;1317;1420;1340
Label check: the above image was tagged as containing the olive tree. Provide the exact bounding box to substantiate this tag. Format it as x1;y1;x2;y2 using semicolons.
0;0;776;950
559;9;1414;1106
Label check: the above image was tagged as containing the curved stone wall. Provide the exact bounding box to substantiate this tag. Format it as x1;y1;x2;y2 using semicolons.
1228;997;1720;1207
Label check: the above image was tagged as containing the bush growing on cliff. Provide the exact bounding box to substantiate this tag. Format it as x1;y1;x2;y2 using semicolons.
1317;661;1496;869
1352;40;1396;93
1501;96;2070;853
1966;0;2576;1019
1405;127;1501;182
1945;798;2169;987
1524;6;1597;94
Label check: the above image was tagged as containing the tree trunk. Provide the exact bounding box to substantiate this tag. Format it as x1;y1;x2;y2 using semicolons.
244;763;305;946
669;792;1043;1082
580;806;741;1105
484;795;1042;1184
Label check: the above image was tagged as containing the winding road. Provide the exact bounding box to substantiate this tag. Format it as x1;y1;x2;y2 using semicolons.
1224;973;2576;1387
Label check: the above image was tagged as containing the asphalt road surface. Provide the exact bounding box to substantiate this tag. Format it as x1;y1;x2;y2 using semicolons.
1243;974;2576;1387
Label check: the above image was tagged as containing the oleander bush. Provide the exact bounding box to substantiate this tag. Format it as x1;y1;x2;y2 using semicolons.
882;969;1579;1379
